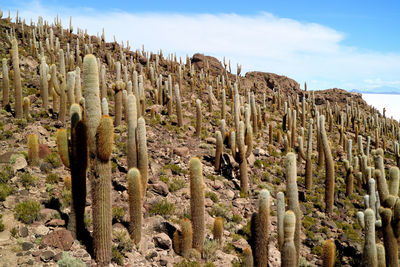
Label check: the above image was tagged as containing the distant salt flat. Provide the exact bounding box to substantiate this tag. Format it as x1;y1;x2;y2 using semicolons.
362;93;400;121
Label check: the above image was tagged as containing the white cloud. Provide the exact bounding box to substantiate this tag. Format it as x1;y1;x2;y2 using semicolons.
6;1;400;91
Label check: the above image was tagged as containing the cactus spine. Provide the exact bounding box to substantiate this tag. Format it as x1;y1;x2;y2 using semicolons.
189;157;205;252
281;210;296;267
11;38;23;118
319;115;335;214
27;133;39;166
127;168;142;244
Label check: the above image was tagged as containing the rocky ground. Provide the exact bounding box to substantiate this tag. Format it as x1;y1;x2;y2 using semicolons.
0;15;390;267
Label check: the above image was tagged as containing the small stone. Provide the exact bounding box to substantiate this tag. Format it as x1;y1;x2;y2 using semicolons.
39;209;59;222
40;250;55;262
40;229;74;251
159;256;169;266
173;147;189;157
145;250;158;260
153;233;171;250
225;190;235;200
151;182;169;196
211;180;224;190
13;157;27;172
0;151;14;163
32;250;41;257
26;259;34;265
206;137;216;144
34;225;50;236
22;242;34;251
19;226;29;237
45;219;65;227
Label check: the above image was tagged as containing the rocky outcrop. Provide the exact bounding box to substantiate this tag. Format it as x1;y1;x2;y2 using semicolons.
191;53;225;75
243;71;301;96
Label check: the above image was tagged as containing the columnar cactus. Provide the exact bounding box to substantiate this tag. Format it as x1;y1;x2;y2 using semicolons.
127;95;138;169
137;117;148;197
281;210;296;267
127;168;142;244
195;99;202;137
174;218;193;258
277;192;285;251
376;243;386;267
27;133;39;166
2;58;9;108
362;208;377;267
343;159;353;196
221;88;226;120
286;152;301;265
215;131;223;171
213;217;223;242
253;189;270;267
23;97;30;118
319;115;335;214
39;57;48;110
189;157;205;252
243;247;254;267
67;71;76;107
11;38;23;118
380;208;398;267
113;81;124;127
322;240;336;267
299;119;313;190
175;84;183;127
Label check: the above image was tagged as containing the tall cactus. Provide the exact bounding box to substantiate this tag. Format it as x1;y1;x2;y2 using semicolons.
2;58;9;108
215;131;223;171
189;157;205;252
322;240;336;267
127;94;138;169
319;115;335;214
137;117;148;197
253;189;270;267
175;84;183;127
11;38;23;118
27;133;39;166
286;152;301;266
362;208;377;267
281;210;296;267
127;168;142;244
277;192;285;251
195;99;202;137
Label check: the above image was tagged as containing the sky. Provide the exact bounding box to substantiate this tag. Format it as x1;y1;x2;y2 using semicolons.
2;0;400;91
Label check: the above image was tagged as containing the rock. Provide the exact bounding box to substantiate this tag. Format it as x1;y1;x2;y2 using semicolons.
247;153;256;167
53;252;63;261
159;256;169;266
39;209;59;222
145;250;158;260
40;229;74;251
225;190;235;200
32;250;41;257
3;195;16;209
215;250;239;267
22;242;34;251
13;157;27;172
191;54;224;76
205;198;213;207
211;180;224;190
40;162;53;173
153;233;171;250
173;147;189;157
19;226;29;237
40;250;55;262
34;225;50;236
151;182;169;196
0;151;14;163
206;137;216;144
38;144;51;159
232;238;248;253
45;219;65;227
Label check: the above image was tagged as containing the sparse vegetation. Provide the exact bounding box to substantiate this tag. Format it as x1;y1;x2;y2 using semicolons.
14;200;40;224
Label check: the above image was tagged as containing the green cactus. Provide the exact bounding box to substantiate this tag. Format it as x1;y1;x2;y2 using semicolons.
127;168;142;244
215;131;223;172
113;81;124;127
213;217;223;242
127;94;138;169
243;247;254;267
137;117;148;198
376;243;386;267
195;99;202;137
362;208;377;267
319;115;335;214
27;133;39;166
380;208;398;267
189;157;205;252
277;191;285;251
175;84;183;127
11;38;23;118
253;189;270;267
281;210;296;267
322;240;336;267
2;58;9;108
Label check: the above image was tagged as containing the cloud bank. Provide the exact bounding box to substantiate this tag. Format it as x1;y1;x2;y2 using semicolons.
6;1;400;91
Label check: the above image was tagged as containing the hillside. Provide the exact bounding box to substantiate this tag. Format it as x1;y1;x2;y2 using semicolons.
0;12;397;267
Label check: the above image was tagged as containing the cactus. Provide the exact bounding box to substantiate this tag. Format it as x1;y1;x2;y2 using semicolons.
23;97;30;118
319;115;335;214
221;88;226;120
380;208;398;267
2;58;9;108
322;240;336;267
243;247;254;267
180;218;193;258
175;84;183;127
343;159;353;196
195;99;202;137
213;217;223;242
376;243;386;267
101;98;109;115
127;168;142;244
286;152;301;265
215;131;223;171
127;95;138;169
277;192;285;251
281;210;296;267
362;208;378;267
27;133;39;166
67;71;76;107
189;157;205;252
56;129;70;168
253;189;270;267
11;38;23;118
113;81;124;127
298;119;313;190
137;117;148;198
39;57;48;110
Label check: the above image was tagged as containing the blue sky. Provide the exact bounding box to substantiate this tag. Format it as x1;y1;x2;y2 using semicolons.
3;0;400;91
